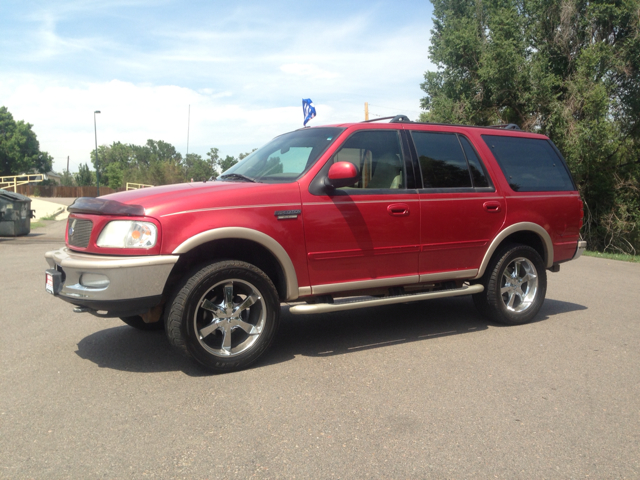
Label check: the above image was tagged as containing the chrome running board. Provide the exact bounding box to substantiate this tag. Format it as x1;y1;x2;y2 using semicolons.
289;284;484;315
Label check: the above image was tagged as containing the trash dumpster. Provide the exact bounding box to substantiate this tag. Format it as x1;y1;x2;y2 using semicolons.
0;189;35;236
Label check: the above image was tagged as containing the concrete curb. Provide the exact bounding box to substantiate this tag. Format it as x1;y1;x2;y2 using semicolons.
29;198;70;221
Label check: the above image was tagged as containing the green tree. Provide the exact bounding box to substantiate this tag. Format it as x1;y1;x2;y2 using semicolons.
91;140;187;187
60;170;75;187
0;106;53;176
105;162;125;189
91;142;135;188
238;149;257;161
146;139;182;165
144;140;183;185
205;148;221;179
184;153;217;181
86;140;257;188
218;155;238;173
421;0;640;253
206;147;253;176
75;163;95;186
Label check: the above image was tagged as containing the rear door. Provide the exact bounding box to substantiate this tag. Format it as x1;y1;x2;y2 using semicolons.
407;129;506;279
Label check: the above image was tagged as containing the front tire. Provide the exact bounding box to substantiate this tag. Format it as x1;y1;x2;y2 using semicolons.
165;260;280;373
473;244;547;325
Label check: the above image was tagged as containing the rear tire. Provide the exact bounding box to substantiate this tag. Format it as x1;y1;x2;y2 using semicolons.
165;260;280;373
473;244;547;325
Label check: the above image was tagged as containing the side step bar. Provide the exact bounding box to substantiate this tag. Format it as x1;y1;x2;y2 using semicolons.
289;284;484;315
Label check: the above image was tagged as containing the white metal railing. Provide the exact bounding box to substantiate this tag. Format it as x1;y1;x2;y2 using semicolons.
126;182;154;191
0;174;45;192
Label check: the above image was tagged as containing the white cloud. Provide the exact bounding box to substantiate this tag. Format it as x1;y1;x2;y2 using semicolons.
1;1;435;174
280;64;340;80
1;77;335;173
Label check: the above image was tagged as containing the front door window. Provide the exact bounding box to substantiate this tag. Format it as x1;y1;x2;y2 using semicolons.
332;130;405;191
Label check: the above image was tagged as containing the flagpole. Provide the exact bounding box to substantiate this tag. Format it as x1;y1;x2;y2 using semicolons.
186;104;190;158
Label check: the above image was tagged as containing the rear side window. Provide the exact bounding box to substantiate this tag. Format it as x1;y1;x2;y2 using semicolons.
411;131;491;189
482;135;575;192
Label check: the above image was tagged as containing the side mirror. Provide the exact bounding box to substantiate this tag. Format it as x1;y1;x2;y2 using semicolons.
325;162;359;189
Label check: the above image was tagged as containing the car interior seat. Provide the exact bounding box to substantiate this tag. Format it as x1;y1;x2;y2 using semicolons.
368;154;403;189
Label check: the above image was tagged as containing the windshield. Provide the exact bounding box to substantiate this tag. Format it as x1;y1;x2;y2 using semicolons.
220;127;344;184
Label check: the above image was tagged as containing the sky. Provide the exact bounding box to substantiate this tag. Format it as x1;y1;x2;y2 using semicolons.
0;0;435;173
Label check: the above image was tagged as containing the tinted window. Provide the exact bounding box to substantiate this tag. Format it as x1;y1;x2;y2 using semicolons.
459;136;490;188
332;130;405;190
482;135;575;192
412;132;471;188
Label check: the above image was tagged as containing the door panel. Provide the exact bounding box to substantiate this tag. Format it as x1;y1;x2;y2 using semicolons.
419;193;504;274
303;196;420;287
301;129;420;289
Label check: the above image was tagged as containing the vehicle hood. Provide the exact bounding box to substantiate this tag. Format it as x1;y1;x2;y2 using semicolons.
75;181;302;219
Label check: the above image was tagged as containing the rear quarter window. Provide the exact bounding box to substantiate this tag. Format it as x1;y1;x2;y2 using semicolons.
482;135;575;192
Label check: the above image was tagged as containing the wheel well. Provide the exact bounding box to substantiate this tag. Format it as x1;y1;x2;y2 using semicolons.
163;238;288;301
499;231;546;263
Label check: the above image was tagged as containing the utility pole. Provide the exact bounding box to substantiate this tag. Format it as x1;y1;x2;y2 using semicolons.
94;110;101;197
67;156;69;173
364;102;369;121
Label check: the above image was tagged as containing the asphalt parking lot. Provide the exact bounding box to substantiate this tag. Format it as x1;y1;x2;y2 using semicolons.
1;220;639;479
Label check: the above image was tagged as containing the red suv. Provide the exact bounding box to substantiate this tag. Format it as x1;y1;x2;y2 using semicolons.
45;115;586;372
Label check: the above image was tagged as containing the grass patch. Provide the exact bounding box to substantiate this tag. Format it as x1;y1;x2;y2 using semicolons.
30;221;46;229
584;250;640;263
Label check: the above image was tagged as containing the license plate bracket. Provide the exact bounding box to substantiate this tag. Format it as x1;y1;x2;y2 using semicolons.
45;269;63;295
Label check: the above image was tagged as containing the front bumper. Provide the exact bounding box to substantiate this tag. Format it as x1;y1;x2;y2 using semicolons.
45;247;178;317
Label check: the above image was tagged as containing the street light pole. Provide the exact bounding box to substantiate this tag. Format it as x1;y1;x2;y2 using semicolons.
94;110;101;197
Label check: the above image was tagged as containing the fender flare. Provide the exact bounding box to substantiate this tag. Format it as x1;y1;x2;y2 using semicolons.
475;222;554;279
172;227;300;301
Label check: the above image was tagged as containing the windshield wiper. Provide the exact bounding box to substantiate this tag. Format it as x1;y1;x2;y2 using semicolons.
219;173;257;183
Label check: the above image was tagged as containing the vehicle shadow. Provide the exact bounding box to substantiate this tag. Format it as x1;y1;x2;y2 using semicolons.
75;327;209;376
259;296;587;367
0;232;45;242
74;296;587;375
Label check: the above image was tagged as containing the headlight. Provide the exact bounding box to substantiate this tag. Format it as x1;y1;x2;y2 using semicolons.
97;221;158;248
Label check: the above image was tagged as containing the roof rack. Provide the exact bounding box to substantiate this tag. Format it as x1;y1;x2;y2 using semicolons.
490;123;521;130
360;115;522;131
362;114;412;123
362;116;393;123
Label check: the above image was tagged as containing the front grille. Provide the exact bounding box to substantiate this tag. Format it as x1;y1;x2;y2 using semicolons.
68;218;93;248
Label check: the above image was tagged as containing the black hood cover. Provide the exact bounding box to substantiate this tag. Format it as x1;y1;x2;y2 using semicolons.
68;197;145;216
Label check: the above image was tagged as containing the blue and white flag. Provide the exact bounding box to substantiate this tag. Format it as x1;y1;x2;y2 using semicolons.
302;98;316;126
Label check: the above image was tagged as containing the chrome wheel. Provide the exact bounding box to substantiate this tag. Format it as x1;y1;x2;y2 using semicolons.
166;260;280;373
194;279;266;357
500;256;538;313
472;244;547;325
